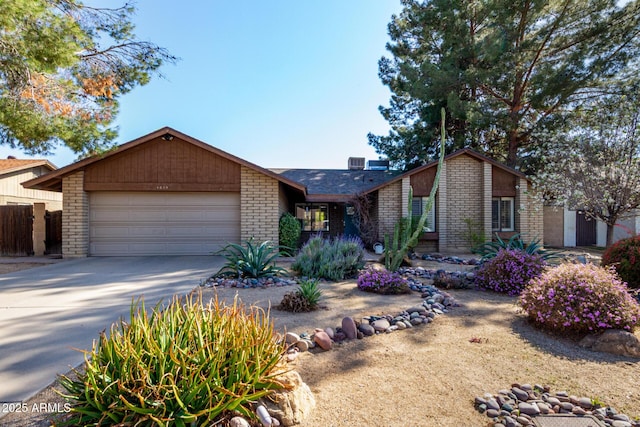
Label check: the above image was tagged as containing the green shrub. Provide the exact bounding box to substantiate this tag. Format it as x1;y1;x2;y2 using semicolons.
278;278;323;312
291;235;364;281
519;263;640;334
215;238;287;278
59;295;288;426
357;268;410;294
602;235;640;289
473;233;558;262
475;249;547;295
278;213;301;256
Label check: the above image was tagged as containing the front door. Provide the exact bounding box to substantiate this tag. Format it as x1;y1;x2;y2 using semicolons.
343;204;359;238
576;211;597;246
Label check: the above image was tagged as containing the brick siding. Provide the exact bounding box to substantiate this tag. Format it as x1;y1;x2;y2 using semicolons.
241;166;279;244
377;181;403;239
442;156;484;250
62;171;89;257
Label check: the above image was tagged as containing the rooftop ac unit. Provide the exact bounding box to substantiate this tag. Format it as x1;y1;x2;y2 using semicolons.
367;159;390;170
348;157;365;170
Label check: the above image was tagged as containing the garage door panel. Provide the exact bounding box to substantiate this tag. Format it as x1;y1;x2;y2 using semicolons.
89;192;240;255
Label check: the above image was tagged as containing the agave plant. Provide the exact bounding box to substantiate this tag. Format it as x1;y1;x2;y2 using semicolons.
472;233;559;261
215;238;288;278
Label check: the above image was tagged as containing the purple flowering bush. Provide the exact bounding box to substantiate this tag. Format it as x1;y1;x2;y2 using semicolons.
520;263;640;334
357;268;410;295
474;249;546;295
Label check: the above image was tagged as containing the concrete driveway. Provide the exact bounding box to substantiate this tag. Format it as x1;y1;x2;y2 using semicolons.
0;256;222;404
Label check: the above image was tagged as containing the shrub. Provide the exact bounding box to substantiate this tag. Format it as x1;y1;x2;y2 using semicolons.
216;238;287;278
473;233;558;262
58;295;288;426
278;213;301;256
278;278;323;312
520;263;640;334
357;268;411;295
474;249;547;295
292;235;364;281
602;235;640;289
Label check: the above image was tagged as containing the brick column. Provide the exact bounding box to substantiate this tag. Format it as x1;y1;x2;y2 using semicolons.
241;167;279;244
378;181;403;239
62;171;89;257
401;177;411;217
483;163;493;241
437;162;448;250
32;203;46;256
516;177;529;240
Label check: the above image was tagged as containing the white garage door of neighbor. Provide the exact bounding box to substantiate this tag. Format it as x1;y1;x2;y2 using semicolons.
89;192;240;255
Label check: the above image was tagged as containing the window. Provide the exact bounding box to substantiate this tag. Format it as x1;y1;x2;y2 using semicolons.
492;197;514;231
295;203;329;232
411;197;436;232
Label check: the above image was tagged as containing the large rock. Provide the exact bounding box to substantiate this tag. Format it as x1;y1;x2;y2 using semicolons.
341;317;358;339
261;370;316;427
313;330;332;350
579;329;640;358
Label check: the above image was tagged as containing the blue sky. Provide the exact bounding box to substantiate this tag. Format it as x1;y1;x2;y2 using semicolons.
0;1;402;169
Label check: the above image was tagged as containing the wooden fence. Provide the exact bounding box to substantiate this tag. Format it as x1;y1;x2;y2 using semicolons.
0;205;34;256
45;210;62;255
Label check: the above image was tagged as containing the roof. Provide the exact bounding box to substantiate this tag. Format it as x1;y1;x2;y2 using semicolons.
0;159;57;176
22;127;307;194
271;168;401;202
363;148;529;195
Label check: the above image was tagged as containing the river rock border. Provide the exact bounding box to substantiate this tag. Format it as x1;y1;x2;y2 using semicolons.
476;384;640;427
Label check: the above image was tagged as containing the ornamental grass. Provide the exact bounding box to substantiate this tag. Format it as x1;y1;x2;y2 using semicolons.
58;294;288;427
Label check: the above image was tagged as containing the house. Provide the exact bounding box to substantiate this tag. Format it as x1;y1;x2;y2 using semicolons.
23;127;544;257
544;206;639;248
0;158;62;210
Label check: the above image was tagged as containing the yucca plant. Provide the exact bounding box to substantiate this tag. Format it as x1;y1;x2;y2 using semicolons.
298;278;322;308
472;233;559;261
278;279;323;313
58;294;289;427
215;238;288;278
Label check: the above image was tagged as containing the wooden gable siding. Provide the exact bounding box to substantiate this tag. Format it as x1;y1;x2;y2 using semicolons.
409;167;437;197
492;166;517;197
84;137;241;192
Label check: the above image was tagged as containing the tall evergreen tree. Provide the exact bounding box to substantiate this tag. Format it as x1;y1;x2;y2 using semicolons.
0;0;176;156
369;0;640;170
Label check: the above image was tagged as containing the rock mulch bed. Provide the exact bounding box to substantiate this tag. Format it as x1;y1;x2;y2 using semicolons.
476;384;640;427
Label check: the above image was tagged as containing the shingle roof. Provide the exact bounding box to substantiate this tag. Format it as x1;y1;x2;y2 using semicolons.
0;159;57;175
270;168;401;201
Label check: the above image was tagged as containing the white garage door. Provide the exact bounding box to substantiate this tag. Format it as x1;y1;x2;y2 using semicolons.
89;192;240;255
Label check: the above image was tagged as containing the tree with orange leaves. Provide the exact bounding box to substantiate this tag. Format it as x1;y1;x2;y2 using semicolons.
0;0;177;156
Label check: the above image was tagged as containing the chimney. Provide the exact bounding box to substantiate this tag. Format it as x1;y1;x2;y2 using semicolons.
348;157;365;170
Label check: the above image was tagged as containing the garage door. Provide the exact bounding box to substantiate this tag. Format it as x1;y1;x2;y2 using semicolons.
89;192;240;255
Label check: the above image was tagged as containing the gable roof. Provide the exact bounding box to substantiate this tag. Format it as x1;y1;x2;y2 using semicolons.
22;127;307;194
271;168;401;202
363;148;529;195
0;159;57;177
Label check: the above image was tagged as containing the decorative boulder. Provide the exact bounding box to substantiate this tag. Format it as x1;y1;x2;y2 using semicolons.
261;370;316;427
579;329;640;358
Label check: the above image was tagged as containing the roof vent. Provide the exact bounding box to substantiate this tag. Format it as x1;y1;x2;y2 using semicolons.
367;159;390;170
348;157;365;170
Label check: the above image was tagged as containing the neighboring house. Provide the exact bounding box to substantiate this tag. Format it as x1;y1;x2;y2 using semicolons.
0;158;62;210
544;206;639;248
23;127;544;257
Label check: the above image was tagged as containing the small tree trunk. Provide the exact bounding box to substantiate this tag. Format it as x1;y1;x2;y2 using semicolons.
606;223;616;248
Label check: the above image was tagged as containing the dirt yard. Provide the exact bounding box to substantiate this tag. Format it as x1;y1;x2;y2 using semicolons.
2;252;639;427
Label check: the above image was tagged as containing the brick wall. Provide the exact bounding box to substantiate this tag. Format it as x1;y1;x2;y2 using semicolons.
62;171;89;257
241;167;279;244
377;181;403;239
442;156;483;250
520;180;545;243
